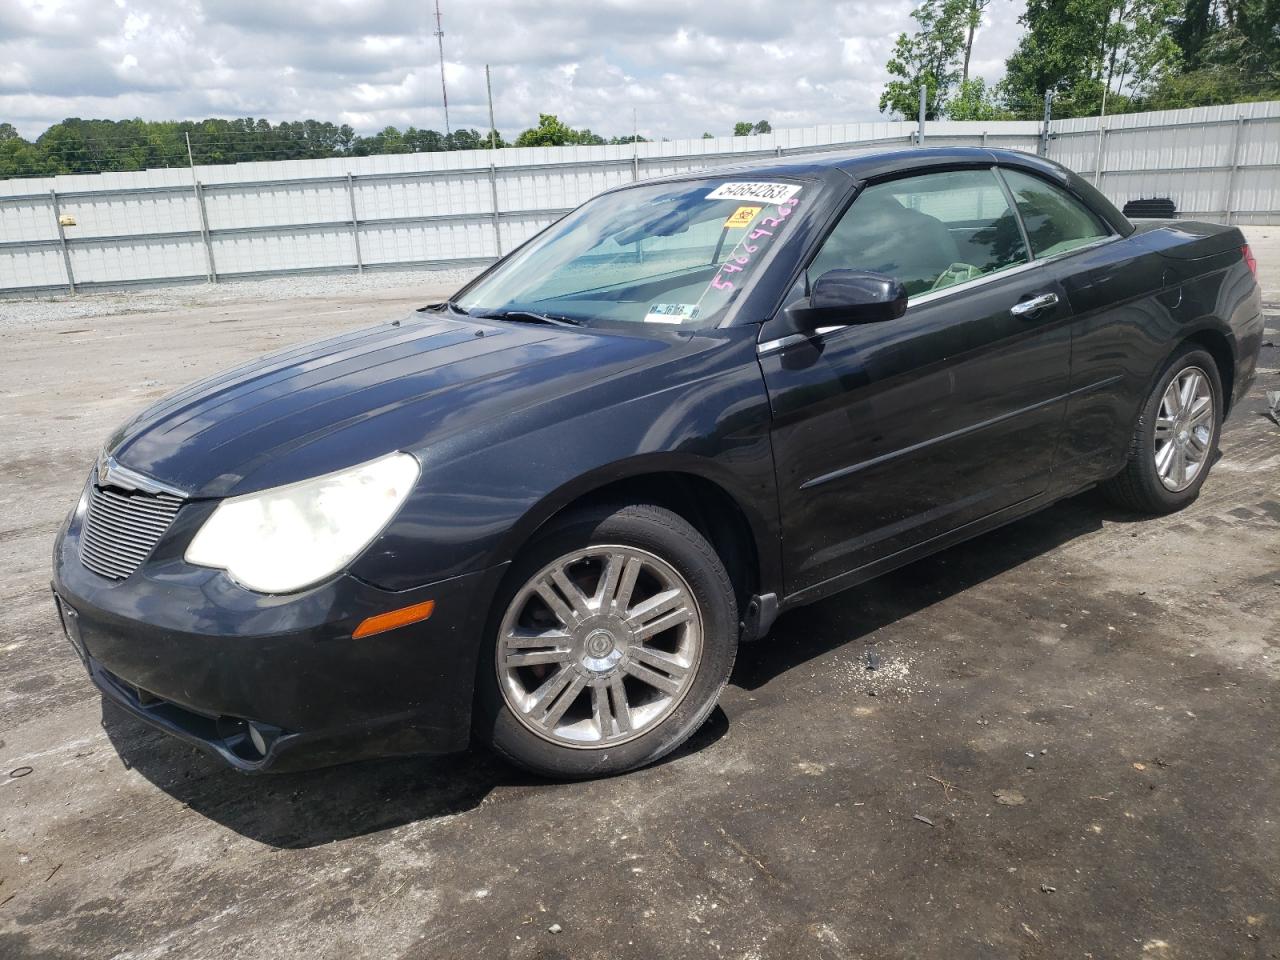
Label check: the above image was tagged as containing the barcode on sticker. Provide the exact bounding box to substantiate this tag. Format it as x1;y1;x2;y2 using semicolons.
706;182;802;204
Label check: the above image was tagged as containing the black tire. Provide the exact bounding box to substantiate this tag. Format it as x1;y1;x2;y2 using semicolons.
1100;344;1223;514
475;502;737;780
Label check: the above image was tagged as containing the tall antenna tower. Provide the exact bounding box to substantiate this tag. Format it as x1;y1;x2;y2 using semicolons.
433;0;451;137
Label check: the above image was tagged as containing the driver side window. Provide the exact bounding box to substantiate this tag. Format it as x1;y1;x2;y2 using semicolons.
807;169;1029;297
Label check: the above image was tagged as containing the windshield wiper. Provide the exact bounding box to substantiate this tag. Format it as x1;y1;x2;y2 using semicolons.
446;299;470;315
477;309;583;328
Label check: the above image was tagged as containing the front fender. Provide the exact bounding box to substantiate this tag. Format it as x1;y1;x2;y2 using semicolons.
486;450;780;586
350;329;780;593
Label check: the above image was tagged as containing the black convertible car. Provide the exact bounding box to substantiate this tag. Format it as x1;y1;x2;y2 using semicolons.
52;147;1264;779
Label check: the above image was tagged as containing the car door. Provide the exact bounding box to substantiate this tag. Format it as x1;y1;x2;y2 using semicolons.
994;168;1157;490
758;166;1073;599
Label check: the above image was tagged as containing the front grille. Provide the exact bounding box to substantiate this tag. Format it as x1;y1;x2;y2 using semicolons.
80;484;183;579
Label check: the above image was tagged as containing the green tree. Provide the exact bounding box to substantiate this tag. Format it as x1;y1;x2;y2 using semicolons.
446;128;492;150
0;111;701;179
364;125;409;154
513;114;603;147
880;0;970;119
947;77;1015;119
1101;0;1180;100
1199;0;1280;82
0;135;50;177
1140;67;1274;107
752;120;773;133
1001;0;1180;117
515;114;567;146
1170;0;1216;69
733;121;754;136
1141;0;1280;108
959;0;992;82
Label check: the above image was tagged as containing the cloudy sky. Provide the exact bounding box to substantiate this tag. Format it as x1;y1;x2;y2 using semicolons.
1;0;1026;141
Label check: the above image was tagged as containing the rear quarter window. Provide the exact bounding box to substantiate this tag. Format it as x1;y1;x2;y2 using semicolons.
1000;169;1111;258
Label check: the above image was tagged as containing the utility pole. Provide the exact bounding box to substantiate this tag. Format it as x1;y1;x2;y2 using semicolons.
1039;90;1053;158
486;64;497;151
434;0;451;139
1093;81;1110;186
917;84;927;147
485;64;501;257
632;108;639;181
185;132;216;283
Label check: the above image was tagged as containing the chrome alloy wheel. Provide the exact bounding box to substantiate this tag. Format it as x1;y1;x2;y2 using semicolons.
497;545;704;748
1154;366;1214;492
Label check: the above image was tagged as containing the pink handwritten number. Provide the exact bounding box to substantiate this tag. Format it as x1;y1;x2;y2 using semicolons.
709;197;800;297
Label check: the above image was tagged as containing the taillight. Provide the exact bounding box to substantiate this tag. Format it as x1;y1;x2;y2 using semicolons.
1242;244;1258;279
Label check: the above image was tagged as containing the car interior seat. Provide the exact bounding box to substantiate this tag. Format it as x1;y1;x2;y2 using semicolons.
809;191;961;294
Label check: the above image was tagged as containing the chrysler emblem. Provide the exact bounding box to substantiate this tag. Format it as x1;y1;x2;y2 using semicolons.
95;452;188;499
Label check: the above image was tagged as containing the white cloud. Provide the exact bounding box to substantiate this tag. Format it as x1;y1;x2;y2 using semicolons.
0;0;1028;139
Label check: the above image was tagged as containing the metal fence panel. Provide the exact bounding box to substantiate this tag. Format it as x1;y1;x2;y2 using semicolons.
6;246;66;289
1046;100;1280;224
0;195;59;244
73;236;207;285
2;102;1277;296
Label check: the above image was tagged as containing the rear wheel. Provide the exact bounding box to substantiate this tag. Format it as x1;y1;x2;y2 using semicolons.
476;503;737;779
1100;345;1223;513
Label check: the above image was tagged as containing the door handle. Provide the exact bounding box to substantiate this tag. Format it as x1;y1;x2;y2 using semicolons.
1010;292;1059;318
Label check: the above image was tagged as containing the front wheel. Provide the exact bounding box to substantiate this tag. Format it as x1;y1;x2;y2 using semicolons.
475;503;737;779
1100;345;1223;513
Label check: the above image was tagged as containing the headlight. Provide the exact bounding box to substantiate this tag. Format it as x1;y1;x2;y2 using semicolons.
184;452;419;594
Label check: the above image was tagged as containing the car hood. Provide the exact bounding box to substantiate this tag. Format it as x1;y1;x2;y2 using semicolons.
107;313;675;498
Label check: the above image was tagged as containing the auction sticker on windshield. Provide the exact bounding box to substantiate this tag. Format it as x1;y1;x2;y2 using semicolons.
706;182;802;204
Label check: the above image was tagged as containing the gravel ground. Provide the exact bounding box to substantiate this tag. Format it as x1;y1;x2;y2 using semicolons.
0;229;1277;960
0;266;483;329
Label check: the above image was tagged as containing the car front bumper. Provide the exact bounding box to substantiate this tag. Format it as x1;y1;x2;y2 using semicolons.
52;508;505;773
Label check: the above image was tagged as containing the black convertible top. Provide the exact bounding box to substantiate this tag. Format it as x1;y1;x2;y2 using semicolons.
663;146;1135;237
699;146;1057;181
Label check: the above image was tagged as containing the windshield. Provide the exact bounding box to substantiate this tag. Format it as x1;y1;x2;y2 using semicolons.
455;178;808;328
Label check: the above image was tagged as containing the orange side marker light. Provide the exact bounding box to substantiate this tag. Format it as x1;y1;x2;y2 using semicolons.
352;600;435;639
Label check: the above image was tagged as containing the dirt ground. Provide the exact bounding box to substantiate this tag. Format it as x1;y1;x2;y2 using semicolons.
1;230;1277;960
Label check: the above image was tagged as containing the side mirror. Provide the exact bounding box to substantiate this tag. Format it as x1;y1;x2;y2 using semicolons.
785;269;908;331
